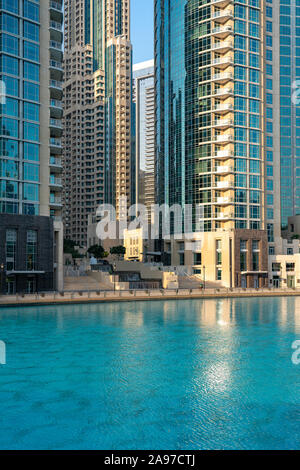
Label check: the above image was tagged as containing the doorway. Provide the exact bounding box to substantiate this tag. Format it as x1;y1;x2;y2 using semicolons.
6;278;15;295
287;276;295;289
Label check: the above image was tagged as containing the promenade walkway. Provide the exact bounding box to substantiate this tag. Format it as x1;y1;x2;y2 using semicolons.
0;287;300;308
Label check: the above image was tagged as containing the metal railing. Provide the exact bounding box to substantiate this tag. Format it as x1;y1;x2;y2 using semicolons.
1;287;300;303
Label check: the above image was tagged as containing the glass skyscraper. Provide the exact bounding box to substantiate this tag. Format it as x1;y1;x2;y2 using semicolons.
133;60;155;219
155;0;270;288
264;0;300;234
0;0;64;293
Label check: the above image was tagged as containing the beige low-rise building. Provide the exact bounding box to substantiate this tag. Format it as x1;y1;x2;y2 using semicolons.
268;253;300;288
162;229;268;289
124;228;144;262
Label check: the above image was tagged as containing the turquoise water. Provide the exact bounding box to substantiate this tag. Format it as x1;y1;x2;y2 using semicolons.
0;297;299;450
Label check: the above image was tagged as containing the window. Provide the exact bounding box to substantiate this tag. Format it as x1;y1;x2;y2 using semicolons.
23;82;39;102
24;41;39;62
0;117;18;137
24;102;39;122
24;62;39;82
23;183;39;201
0;13;19;35
0;33;19;55
0;55;19;76
6;229;16;271
24;122;39;141
240;240;247;271
23;21;39;42
286;263;295;272
23;0;39;22
24;142;39;161
194;252;202;265
26;230;37;271
216;240;222;265
252;241;260;272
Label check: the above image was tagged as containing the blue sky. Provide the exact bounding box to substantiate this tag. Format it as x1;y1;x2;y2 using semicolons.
131;0;154;64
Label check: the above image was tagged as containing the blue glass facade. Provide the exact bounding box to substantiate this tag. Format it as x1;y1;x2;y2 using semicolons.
0;0;41;216
155;0;264;234
265;0;300;230
155;0;186;233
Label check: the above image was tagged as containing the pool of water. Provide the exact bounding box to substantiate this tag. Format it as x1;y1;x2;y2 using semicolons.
0;297;299;450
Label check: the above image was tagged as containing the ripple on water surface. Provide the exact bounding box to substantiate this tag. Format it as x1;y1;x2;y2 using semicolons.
0;297;299;450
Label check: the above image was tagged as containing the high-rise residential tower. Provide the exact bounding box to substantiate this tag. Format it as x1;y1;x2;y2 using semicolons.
264;0;300;245
63;0;106;246
63;0;133;245
0;0;64;294
133;60;155;220
105;0;133;221
155;0;269;288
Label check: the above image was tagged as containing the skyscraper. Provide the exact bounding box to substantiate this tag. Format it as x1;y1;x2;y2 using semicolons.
63;0;133;245
0;0;64;294
155;0;269;288
133;60;155;221
105;0;133;221
264;0;300;243
63;0;106;246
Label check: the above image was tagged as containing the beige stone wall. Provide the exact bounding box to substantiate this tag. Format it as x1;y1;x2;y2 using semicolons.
164;228;268;288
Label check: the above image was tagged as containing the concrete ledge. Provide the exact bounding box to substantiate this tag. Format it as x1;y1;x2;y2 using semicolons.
0;288;300;308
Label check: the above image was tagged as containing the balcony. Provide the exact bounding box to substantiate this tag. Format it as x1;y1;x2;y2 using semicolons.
50;0;63;20
214;149;234;160
50;118;62;137
49;176;62;188
212;41;233;53
50;99;63;119
50;196;62;207
212;72;233;84
49;20;63;42
212;25;233;38
216;180;234;190
212;9;233;23
49;79;63;100
213;134;234;143
214;212;234;220
49;156;62;172
212;196;234;205
50;40;63;61
50;59;63;80
213;103;233;114
213;119;233;129
214;165;234;175
212;56;233;69
214;87;233;99
50;138;62;154
211;0;233;6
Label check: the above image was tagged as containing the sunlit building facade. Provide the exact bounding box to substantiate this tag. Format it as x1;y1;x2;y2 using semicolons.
63;0;133;245
155;0;270;288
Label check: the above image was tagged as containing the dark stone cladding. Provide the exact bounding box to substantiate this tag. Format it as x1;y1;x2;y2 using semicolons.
234;229;269;288
0;214;54;294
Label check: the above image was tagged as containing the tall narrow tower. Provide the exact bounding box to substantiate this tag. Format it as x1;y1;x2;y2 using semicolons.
63;0;106;246
105;0;133;221
63;1;133;245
